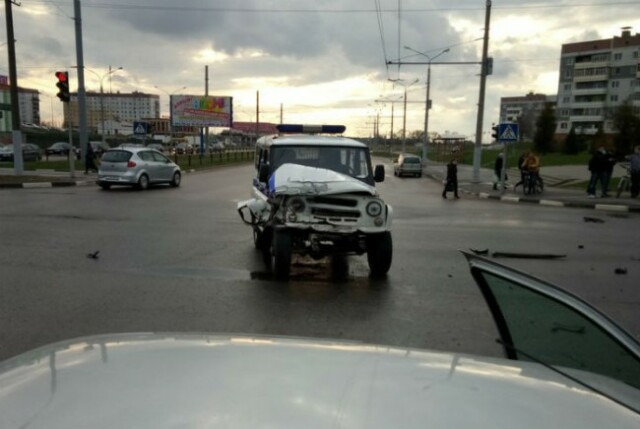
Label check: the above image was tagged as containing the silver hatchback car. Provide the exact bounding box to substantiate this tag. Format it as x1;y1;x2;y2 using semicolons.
97;148;181;190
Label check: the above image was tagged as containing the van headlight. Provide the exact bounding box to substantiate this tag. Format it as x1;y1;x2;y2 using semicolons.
366;201;383;217
288;197;306;212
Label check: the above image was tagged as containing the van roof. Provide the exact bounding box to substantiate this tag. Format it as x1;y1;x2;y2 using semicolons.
256;134;367;148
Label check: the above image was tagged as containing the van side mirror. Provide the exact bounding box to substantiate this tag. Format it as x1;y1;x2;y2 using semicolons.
374;165;385;183
259;164;270;183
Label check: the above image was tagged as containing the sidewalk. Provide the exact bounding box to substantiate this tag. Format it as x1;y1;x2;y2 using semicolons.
424;163;640;213
0;168;97;189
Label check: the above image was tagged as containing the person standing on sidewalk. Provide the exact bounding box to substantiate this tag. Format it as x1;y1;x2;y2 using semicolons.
586;146;606;198
84;143;98;174
493;153;507;190
628;145;640;198
442;158;459;199
601;148;616;197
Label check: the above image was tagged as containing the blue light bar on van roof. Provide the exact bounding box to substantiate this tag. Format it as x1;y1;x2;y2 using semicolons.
276;124;346;134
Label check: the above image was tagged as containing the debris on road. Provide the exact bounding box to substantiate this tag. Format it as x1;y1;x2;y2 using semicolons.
583;216;605;223
492;252;567;260
614;268;628;275
469;248;489;255
578;245;584;249
86;250;100;260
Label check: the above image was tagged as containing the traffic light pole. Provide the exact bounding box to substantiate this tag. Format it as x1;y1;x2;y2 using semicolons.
66;107;75;178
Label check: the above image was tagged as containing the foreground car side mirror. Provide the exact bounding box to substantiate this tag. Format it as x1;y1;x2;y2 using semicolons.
259;164;270;183
374;165;385;183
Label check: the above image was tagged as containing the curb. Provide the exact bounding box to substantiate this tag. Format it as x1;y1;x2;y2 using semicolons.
0;180;96;189
461;187;639;213
427;173;640;213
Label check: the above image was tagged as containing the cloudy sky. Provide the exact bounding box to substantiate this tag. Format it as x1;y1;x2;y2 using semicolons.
1;0;639;140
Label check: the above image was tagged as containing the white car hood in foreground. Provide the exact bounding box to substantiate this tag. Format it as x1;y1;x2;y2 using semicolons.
268;163;377;196
1;334;639;429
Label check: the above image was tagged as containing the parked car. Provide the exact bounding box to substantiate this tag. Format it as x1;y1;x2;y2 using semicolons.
0;143;42;162
147;143;165;153
45;142;79;157
173;142;193;155
393;153;423;177
209;142;225;152
1;253;639;428
97;147;181;190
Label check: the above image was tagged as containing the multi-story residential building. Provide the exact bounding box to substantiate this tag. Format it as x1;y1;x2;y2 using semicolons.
0;82;41;132
555;28;640;137
63;91;160;133
499;92;556;140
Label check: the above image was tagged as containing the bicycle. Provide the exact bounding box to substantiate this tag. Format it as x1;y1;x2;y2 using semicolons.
616;164;631;198
522;171;544;195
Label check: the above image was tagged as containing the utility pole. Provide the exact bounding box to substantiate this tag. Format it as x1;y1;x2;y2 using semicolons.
280;103;283;124
203;64;208;155
472;0;492;183
4;0;23;174
73;0;89;168
255;90;259;142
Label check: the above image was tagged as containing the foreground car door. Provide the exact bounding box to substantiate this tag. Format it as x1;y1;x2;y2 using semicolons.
151;151;175;181
465;252;640;404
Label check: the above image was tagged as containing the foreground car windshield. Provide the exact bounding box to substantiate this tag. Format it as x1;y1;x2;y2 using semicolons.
271;145;371;181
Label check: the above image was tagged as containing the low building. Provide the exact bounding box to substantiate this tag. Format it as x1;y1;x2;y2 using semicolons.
0;81;41;132
499;92;556;141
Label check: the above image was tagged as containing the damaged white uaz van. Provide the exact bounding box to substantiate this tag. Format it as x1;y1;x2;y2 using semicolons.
237;125;392;279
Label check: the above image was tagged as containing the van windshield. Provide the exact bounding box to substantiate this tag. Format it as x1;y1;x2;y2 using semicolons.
270;145;373;184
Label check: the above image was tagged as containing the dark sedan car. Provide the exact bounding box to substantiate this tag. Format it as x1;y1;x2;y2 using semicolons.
0;143;42;162
45;142;79;157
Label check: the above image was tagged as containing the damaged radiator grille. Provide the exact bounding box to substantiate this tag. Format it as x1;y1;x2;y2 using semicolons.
309;196;358;207
311;207;361;222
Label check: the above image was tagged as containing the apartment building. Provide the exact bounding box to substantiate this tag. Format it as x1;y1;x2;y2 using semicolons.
499;92;556;140
555;28;640;137
0;82;41;132
63;91;160;132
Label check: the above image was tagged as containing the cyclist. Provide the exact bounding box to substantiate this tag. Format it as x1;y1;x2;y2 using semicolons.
521;151;541;194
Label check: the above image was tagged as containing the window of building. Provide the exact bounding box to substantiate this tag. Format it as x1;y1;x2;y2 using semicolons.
610;95;618;102
560;122;568;129
564;69;572;79
613;53;622;61
566;57;574;65
611;80;619;88
562;96;570;103
563;84;571;91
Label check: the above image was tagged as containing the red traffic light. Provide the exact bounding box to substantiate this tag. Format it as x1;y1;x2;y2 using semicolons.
55;71;68;82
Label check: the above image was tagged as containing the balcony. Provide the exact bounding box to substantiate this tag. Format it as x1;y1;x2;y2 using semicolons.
572;87;607;96
569;115;604;123
574;60;610;70
573;74;608;83
571;101;606;109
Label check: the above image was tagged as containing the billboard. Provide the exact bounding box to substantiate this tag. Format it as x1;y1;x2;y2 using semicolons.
170;95;233;127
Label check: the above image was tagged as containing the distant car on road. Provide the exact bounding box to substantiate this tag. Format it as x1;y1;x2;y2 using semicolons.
45;142;79;157
208;142;225;152
90;141;111;157
0;143;42;162
97;147;181;190
394;153;423;177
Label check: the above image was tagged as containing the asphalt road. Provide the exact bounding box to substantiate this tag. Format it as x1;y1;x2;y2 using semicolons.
1;163;639;361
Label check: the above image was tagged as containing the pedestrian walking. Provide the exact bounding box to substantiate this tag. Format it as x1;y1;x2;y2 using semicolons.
628;145;640;198
442;158;459;199
85;143;98;174
586;146;607;198
493;153;507;190
513;152;526;191
601;148;616;197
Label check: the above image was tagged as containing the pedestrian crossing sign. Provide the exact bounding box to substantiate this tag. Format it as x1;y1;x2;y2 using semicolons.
498;123;518;142
133;121;148;135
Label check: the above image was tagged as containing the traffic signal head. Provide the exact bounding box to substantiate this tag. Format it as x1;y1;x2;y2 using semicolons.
491;124;499;141
55;71;70;102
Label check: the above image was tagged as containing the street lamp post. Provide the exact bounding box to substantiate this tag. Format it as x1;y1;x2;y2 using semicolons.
84;66;123;144
155;85;186;146
404;46;450;164
388;78;419;154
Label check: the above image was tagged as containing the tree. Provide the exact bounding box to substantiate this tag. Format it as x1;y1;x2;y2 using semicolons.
516;108;536;141
612;102;640;158
533;102;556;154
563;127;580;154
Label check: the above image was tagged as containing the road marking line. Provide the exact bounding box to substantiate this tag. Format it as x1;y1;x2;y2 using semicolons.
22;182;52;188
595;204;629;212
540;200;564;207
500;196;520;202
